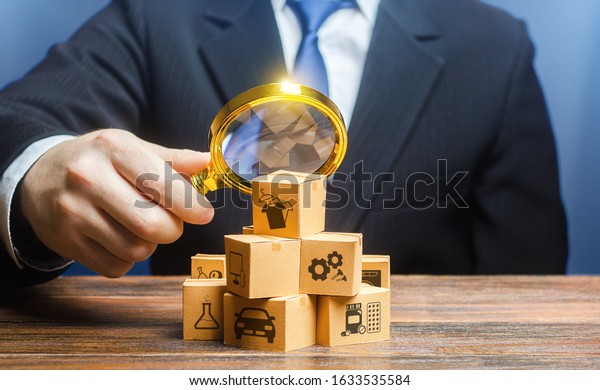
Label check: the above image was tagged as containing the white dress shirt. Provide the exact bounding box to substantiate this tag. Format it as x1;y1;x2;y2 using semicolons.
272;0;379;125
0;0;380;270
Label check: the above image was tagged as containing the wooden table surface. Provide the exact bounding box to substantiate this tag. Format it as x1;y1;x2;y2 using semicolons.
1;275;599;369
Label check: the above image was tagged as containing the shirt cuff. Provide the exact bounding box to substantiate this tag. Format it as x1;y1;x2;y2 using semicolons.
0;135;76;271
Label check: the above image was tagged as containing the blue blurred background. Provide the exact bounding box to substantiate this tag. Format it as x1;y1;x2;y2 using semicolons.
1;0;598;275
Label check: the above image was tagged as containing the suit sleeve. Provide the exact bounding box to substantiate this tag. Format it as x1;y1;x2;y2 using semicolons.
471;21;568;274
0;0;150;286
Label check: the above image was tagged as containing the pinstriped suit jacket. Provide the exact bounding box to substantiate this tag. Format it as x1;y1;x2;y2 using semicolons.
0;0;567;285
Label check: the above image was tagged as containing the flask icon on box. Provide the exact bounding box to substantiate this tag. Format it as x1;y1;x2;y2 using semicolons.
194;301;219;330
197;266;208;279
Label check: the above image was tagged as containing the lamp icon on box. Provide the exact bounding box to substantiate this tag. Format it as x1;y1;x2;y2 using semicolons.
258;189;294;229
228;251;246;287
362;270;382;287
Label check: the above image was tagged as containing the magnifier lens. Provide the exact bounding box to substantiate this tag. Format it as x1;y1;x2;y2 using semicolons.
222;100;335;180
191;83;346;195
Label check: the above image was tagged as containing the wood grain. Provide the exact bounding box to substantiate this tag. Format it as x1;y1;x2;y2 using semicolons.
0;275;599;369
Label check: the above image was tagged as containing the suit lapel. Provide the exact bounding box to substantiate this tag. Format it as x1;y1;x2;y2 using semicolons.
196;0;444;232
328;0;445;231
197;0;288;102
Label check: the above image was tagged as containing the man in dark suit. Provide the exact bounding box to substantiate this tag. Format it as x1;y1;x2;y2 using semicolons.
0;0;567;286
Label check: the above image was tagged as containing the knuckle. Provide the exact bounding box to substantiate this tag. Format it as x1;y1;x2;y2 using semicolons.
55;195;77;220
65;158;94;188
103;268;126;279
170;221;184;242
163;217;184;242
91;129;130;151
92;130;117;149
103;261;133;278
122;241;157;263
131;212;162;240
131;210;183;243
198;206;214;225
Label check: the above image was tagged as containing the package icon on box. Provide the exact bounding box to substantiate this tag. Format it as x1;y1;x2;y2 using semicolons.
225;234;300;299
223;292;317;352
190;254;226;279
182;279;227;341
300;232;362;296
252;170;326;238
362;255;391;288
316;285;390;346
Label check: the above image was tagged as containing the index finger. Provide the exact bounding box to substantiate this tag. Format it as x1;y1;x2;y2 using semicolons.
98;132;214;225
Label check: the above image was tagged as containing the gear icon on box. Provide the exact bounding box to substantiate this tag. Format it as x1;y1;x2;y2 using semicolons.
327;251;343;269
308;258;330;281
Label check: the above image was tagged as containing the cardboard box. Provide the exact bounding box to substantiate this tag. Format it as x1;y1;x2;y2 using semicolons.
362;255;391;289
300;232;362;296
223;292;317;352
224;234;300;299
316;285;390;346
252;170;326;238
182;278;227;340
242;225;254;235
190;254;226;279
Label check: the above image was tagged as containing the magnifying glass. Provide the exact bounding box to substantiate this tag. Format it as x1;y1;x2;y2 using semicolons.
191;82;347;195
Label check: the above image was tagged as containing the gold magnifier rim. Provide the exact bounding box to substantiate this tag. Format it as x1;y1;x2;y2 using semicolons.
208;82;347;194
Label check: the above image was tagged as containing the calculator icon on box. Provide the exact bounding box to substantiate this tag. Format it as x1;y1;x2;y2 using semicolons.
367;302;381;333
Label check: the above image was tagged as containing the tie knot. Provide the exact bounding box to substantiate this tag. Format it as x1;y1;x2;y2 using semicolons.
287;0;358;34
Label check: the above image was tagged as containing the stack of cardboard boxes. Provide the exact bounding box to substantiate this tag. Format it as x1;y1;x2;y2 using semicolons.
182;171;390;351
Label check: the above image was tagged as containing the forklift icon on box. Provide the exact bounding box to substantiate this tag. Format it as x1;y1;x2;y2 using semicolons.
258;189;294;229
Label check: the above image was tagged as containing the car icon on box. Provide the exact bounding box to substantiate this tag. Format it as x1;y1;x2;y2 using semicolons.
234;308;276;343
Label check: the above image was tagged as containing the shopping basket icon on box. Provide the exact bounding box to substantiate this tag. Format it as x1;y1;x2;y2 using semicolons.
259;189;295;229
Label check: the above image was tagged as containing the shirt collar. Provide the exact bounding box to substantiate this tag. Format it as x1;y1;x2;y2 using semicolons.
357;0;380;26
273;0;380;27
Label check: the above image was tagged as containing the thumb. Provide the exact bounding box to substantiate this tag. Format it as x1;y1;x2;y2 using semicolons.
141;141;211;176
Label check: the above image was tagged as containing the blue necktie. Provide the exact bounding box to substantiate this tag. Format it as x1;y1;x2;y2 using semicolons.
287;0;358;95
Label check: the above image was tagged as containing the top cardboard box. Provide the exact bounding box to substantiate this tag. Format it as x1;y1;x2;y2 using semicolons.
252;170;326;239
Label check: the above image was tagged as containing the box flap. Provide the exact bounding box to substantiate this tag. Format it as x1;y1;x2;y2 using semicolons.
269;294;310;302
305;232;362;243
224;234;298;244
192;253;225;259
362;255;390;263
253;170;325;185
183;278;227;287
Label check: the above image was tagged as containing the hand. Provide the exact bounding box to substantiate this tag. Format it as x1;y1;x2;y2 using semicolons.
19;129;214;277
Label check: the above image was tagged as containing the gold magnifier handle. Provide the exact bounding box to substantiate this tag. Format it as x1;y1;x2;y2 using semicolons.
191;163;225;195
